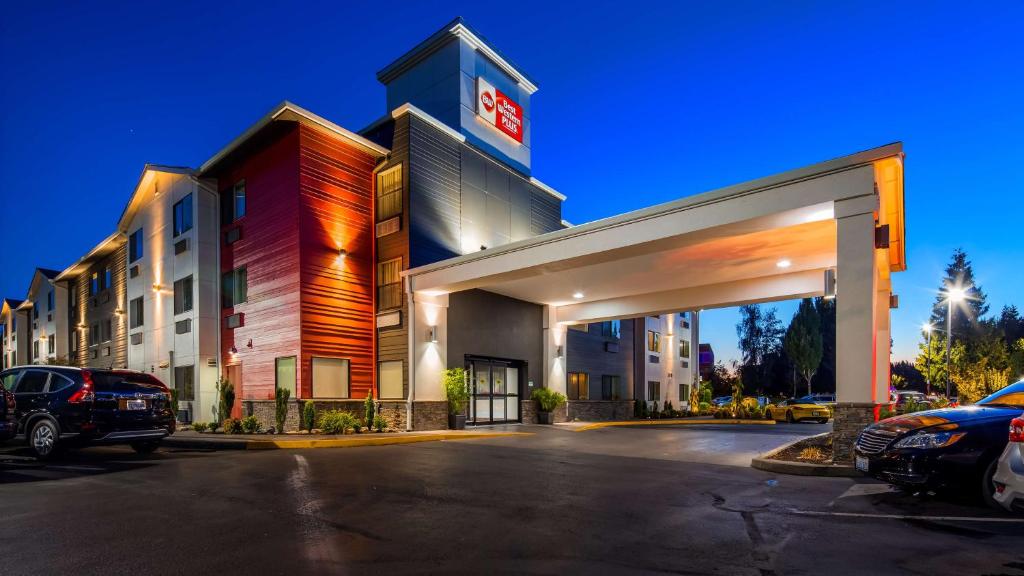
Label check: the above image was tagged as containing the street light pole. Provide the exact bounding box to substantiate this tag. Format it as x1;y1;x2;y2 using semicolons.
944;287;966;399
923;323;933;395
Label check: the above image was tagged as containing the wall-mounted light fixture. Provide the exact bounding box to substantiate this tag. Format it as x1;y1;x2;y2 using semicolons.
114;308;124;316
556;345;564;359
776;259;792;269
823;268;837;300
572;291;584;299
152;283;162;292
247;339;253;348
427;326;438;343
229;345;238;354
338;248;348;260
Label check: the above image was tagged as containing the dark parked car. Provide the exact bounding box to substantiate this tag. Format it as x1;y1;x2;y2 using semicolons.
0;372;17;441
855;380;1024;506
0;366;175;458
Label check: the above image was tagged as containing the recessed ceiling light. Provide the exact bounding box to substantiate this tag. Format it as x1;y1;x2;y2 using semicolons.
776;259;792;269
572;291;584;299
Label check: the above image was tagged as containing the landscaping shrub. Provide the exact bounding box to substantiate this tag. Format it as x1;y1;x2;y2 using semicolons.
222;418;242;434
353;421;363;433
303;400;316;432
878;406;896;420
651;401;659;419
208;419;219;433
634;398;644;417
364;390;375;428
241;415;261;434
373;415;386;432
444;368;470;416
216;378;235;424
275;387;290;433
698;402;712;416
319;410;357;434
748;405;765;420
531;388;567;412
192;422;208;433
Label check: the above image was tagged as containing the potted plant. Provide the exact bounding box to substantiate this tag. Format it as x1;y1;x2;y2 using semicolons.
444;368;469;430
531;388;566;424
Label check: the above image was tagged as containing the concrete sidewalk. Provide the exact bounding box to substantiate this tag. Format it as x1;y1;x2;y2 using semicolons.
164;429;531;450
562;418;776;432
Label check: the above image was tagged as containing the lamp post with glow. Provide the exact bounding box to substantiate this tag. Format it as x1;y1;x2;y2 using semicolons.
944;287;966;399
922;323;933;395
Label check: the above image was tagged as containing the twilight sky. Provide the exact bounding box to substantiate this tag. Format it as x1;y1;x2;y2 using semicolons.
2;1;1022;366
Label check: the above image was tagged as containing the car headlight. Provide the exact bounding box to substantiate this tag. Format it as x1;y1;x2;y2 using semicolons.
893;431;965;449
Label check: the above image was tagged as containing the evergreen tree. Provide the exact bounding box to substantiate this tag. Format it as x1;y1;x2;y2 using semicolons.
736;304;784;392
783;299;823;397
929;249;988;339
997;305;1024;344
811;297;837;392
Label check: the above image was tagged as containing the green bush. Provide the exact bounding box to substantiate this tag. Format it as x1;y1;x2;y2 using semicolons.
217;378;235;424
634;398;644;418
241;415;261;434
191;422;208;433
222;418;242;434
444;368;469;415
373;415;387;432
664;401;674;417
697;401;712;416
353;421;363;433
319;410;357;435
208;419;220;432
651;401;659;419
364;389;375;428
275;387;290;433
531;388;567;412
303;400;316;432
878;406;896;421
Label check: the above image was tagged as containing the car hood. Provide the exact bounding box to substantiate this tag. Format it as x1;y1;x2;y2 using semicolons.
868;405;1021;436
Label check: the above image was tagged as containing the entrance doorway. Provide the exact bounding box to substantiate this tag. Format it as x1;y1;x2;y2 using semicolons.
466;357;521;424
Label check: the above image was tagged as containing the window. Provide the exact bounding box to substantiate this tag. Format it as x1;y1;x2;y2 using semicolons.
680;312;690;329
17;370;48;394
376;165;402;221
378;360;404;399
600;320;621;339
102;319;112;343
567;323;588;332
103;268;112;291
223;180;246;223
47;290;54;312
33;302;39;320
275;357;297;399
71;330;78;352
173;194;193;236
90;272;99;296
377;258;402;311
33;340;39;359
90;323;99;346
567;372;589;400
679;340;690;359
70;289;77;309
174;275;193;314
175;319;192;334
174;365;195;401
130;296;144;329
647;381;661;402
1;372;18;392
129;229;143;263
312;357;349;398
222;267;247;308
601;375;622;400
47;334;55;355
647;331;661;353
679;383;690;406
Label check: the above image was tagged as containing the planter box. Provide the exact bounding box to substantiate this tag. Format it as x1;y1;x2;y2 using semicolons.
537;411;555;425
449;414;467;430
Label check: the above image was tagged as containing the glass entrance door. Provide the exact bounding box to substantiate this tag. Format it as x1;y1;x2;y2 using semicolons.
468;359;520;424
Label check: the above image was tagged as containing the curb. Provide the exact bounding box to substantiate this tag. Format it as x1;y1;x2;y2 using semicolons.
572;419;776;432
750;432;860;477
163;432;531;451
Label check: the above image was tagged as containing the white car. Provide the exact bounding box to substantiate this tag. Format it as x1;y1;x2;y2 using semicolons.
993;414;1024;513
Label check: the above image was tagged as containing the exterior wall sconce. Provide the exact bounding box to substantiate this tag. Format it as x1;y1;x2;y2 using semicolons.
556;345;564;359
338;248;348;260
229;345;238;354
152;283;162;292
823;268;837;300
247;339;253;348
427;326;438;343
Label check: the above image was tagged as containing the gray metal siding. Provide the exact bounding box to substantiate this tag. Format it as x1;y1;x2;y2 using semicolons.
408;116;462;268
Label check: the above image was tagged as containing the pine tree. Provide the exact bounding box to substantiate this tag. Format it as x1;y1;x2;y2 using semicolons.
929;249;988;339
783;299;823;397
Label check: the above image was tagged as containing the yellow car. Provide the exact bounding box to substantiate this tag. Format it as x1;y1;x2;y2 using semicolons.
765;399;831;423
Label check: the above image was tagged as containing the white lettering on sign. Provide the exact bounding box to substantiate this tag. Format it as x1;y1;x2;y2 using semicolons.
476;77;523;144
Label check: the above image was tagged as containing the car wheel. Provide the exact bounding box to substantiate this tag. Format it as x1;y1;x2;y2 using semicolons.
786;411;795;423
980;459;1001;510
131;441;161;454
29;419;59;460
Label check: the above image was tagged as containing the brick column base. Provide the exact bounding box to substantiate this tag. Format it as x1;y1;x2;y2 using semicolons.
833;403;877;462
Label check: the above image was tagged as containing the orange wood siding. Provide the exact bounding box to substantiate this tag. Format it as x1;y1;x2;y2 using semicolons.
297;124;377;400
219;125;302;403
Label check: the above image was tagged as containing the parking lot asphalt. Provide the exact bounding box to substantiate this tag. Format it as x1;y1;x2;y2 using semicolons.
2;423;1022;575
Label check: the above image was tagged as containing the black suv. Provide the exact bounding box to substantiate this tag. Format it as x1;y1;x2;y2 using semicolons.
0;377;16;441
0;366;176;458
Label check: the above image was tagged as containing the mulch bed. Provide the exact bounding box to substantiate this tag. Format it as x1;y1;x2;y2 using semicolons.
768;433;834;464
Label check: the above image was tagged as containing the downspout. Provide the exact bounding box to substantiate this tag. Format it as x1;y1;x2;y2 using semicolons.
405;274;415;431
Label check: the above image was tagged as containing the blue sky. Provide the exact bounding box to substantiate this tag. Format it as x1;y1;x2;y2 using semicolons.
2;1;1022;366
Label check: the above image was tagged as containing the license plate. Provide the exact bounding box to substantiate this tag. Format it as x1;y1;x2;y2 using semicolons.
855;456;869;472
126;399;147;411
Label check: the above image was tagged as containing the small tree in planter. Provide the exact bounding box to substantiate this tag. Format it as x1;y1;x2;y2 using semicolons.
444;368;469;429
531;388;566;424
364;389;375;429
275;387;291;433
302;400;316;433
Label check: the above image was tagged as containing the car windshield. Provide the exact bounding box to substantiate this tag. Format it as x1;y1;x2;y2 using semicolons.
976;381;1024;407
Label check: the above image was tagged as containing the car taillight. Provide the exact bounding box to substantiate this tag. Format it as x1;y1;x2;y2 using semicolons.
5;391;14;410
68;370;96;404
1010;418;1024;443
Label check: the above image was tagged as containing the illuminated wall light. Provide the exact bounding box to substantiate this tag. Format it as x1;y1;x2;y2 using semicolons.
572;291;584;299
229;345;238;354
823;269;837;299
427;326;438;343
337;248;347;260
776;259;792;269
556;345;564;359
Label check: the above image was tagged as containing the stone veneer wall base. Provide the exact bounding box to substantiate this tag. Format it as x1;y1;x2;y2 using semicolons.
833;402;878;463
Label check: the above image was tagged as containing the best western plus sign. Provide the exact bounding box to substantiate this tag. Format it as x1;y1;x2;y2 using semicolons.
476;77;524;143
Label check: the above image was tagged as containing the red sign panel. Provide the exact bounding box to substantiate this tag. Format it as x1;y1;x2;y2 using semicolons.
477;77;523;143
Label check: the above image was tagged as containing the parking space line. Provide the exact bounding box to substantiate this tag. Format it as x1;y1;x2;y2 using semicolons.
787;508;1024;523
